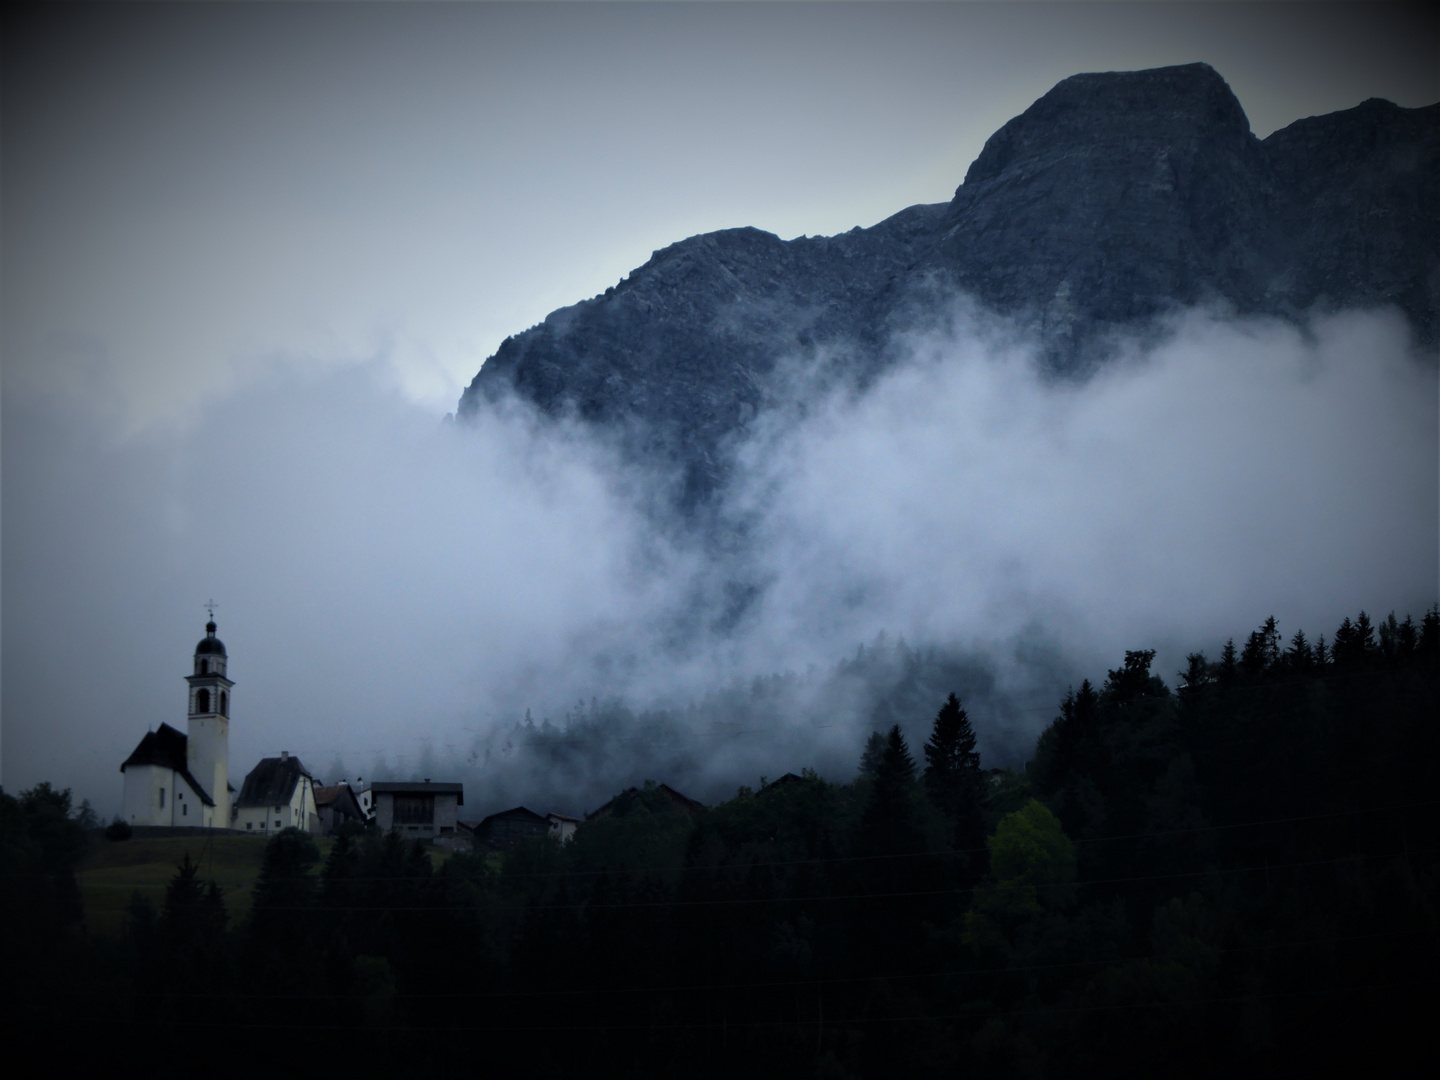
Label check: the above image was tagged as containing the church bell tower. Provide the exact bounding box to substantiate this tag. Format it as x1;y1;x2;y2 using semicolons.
186;618;232;825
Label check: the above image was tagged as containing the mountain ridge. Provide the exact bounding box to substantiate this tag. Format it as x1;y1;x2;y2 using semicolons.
459;64;1438;503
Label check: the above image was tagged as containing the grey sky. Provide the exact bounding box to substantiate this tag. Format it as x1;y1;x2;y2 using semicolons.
5;3;1436;421
3;3;1437;812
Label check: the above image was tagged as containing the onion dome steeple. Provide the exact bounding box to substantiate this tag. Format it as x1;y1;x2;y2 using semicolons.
188;618;231;713
195;620;227;658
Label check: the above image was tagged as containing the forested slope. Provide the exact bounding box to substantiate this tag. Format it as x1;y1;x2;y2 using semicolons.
6;608;1437;1075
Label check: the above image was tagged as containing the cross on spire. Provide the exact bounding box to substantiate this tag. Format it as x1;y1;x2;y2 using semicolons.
204;598;218;621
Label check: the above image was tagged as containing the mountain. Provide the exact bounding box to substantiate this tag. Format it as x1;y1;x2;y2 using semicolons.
458;64;1438;503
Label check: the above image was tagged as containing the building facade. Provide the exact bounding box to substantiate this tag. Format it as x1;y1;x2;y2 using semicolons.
371;781;463;839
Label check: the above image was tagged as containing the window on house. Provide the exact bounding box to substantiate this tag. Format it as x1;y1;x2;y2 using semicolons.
246;823;252;830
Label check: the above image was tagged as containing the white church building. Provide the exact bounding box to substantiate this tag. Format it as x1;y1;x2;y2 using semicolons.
120;619;235;828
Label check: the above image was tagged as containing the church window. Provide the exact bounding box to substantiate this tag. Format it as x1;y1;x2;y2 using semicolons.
219;691;228;716
159;788;166;808
196;688;210;713
183;804;188;816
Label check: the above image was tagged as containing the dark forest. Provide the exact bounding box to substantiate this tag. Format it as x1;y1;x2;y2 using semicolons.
5;607;1437;1076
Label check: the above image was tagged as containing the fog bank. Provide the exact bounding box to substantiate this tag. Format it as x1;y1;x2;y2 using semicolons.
3;306;1435;816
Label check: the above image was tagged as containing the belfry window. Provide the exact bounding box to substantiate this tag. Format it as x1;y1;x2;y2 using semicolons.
196;688;211;713
219;691;228;716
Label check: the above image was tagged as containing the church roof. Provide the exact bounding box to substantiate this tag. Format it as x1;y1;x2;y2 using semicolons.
120;723;216;806
195;620;226;656
236;754;312;808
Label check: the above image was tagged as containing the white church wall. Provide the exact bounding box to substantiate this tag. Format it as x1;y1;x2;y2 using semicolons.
122;764;170;826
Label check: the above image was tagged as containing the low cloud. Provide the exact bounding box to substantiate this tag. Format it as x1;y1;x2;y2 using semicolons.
4;304;1434;817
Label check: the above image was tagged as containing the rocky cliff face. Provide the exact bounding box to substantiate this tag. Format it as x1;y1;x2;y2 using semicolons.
458;64;1437;502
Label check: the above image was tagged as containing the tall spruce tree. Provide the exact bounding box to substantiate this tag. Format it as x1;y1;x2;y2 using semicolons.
923;693;986;865
858;731;886;778
923;693;979;790
860;725;920;855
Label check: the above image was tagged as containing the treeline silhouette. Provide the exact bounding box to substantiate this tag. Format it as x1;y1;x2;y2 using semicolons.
4;609;1436;1076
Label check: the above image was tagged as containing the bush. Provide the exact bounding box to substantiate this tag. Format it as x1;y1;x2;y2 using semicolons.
104;819;133;842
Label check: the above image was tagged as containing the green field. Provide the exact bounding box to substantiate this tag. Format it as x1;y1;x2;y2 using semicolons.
76;834;466;938
77;834;333;938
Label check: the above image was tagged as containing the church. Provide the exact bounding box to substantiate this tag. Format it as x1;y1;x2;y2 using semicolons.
120;618;236;828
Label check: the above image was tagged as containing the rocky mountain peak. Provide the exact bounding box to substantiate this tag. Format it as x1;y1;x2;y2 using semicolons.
459;64;1436;506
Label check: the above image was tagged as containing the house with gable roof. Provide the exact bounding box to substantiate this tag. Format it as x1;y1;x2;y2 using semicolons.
313;782;367;834
233;751;320;834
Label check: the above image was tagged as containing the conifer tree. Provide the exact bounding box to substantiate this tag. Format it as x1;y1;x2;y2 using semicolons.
1179;652;1210;690
923;694;986;861
1218;639;1238;685
160;852;228;944
1286;629;1312;670
860;725;919;852
858;731;886;778
1333;617;1357;664
923;693;979;794
1241;617;1280;678
1418;607;1439;662
1355;611;1376;653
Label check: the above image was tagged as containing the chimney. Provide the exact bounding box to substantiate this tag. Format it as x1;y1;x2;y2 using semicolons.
280;751;289;760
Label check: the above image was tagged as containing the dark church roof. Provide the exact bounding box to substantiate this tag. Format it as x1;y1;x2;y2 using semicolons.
236;754;312;808
195;620;226;656
120;723;215;806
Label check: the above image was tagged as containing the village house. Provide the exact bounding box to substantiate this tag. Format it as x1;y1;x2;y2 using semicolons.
472;806;549;849
371;780;463;838
546;812;581;843
313;781;367;834
233;752;320;834
587;782;705;820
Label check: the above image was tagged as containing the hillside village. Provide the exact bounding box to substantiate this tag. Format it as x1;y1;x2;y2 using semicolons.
118;619;626;850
